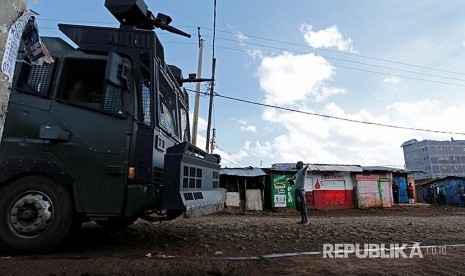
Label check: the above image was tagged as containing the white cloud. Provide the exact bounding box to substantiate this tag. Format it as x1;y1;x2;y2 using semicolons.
232;118;247;125
257;52;336;105
316;87;345;102
196;116;208;132
223;22;465;168
383;75;401;85
240;125;257;133
189;114;208;147
387;99;438;115
300;24;354;52
235;32;248;44
232;118;257;133
246;49;265;61
245;106;407;166
237;140;273;162
462;40;465;47
214;147;249;168
241;98;465;168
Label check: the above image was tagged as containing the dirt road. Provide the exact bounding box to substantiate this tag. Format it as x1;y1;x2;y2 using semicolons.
1;205;465;275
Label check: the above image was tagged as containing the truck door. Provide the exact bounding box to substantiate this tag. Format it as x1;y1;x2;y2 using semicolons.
0;62;56;158
44;57;133;214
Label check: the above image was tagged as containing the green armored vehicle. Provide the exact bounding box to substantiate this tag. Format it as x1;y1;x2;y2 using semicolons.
0;0;223;253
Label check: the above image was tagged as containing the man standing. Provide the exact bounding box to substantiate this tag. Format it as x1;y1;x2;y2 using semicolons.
439;185;447;206
458;185;465;207
392;181;400;205
428;185;435;204
434;184;441;205
289;161;309;225
407;182;415;204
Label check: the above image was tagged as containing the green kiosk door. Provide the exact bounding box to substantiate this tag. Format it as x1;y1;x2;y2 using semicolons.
271;174;295;208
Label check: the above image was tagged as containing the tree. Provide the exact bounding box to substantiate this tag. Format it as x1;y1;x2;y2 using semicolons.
0;0;26;144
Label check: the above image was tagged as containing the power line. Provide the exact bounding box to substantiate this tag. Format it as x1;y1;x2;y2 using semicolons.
215;140;258;168
37;18;465;80
165;36;465;86
37;19;465;86
195;26;465;77
217;153;245;167
185;89;465;136
203;35;465;84
163;41;465;88
209;45;464;87
214;144;256;168
205;0;217;153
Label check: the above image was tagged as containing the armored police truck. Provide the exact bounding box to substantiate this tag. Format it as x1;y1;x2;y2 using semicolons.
0;0;223;253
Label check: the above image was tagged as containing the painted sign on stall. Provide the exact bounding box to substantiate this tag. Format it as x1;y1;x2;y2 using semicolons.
271;174;295;208
355;174;382;208
311;172;355;209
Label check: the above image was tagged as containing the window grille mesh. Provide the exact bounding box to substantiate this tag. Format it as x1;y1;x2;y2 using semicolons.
140;53;152;125
59;58;124;116
159;74;178;136
16;62;54;97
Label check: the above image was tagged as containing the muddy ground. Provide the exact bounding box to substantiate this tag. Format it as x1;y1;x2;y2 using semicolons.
1;205;465;275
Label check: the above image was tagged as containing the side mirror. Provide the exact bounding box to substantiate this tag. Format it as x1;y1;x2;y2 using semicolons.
105;51;128;88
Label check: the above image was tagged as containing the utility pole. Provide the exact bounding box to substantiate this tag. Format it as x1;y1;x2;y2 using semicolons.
210;128;216;152
205;57;216;153
0;0;27;144
192;28;203;146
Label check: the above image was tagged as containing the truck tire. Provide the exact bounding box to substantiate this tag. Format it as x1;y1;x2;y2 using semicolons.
0;176;74;254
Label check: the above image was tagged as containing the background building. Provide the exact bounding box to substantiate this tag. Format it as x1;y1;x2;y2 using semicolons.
402;138;465;180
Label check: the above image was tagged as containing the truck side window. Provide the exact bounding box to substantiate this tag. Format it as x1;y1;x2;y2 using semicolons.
140;53;152;126
158;73;178;137
14;62;55;98
57;58;124;116
179;105;190;142
141;84;151;125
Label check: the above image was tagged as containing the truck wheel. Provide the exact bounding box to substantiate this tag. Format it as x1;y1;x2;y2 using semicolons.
0;176;74;254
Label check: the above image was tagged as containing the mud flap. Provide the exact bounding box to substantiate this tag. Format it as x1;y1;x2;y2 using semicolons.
162;142;224;217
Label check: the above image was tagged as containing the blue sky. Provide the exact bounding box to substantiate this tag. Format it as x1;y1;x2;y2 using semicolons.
29;0;465;168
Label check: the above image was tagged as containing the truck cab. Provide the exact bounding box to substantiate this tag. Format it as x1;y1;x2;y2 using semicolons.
0;0;223;253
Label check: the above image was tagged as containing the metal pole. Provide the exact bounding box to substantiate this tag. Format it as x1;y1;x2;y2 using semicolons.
0;0;26;144
192;29;203;146
205;57;216;153
210;127;216;152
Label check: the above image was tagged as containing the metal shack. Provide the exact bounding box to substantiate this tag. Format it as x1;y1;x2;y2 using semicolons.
306;164;362;210
267;163;362;210
416;176;465;206
358;166;414;206
354;169;391;208
219;167;266;211
266;164;296;209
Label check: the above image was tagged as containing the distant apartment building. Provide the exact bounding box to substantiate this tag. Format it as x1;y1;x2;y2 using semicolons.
401;138;465;180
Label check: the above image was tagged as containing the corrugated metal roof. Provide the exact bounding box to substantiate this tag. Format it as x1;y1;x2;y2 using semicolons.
415;176;465;187
270;163;363;172
309;164;363;172
220;168;266;177
400;139;417;147
362;166;411;173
